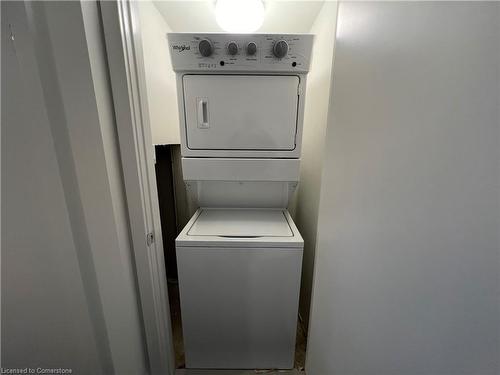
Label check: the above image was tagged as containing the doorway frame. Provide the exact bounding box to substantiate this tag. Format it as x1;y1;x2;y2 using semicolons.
98;2;310;375
99;1;175;374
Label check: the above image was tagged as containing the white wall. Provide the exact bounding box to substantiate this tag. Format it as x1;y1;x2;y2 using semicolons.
307;2;500;374
289;1;338;328
154;1;324;34
2;2;147;373
2;4;103;371
139;1;180;145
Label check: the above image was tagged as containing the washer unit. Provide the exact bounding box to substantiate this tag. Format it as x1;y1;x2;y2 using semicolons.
176;208;303;369
168;33;313;369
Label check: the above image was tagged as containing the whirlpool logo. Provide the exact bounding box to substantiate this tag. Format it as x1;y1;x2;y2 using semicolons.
172;44;190;52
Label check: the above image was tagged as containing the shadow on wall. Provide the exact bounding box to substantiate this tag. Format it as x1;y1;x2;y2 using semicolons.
288;1;338;331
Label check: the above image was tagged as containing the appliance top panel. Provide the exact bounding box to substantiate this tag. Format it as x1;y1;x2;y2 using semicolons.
188;208;293;237
176;208;304;248
168;33;314;73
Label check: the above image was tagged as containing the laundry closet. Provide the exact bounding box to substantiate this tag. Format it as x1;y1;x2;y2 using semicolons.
136;0;337;371
3;1;497;374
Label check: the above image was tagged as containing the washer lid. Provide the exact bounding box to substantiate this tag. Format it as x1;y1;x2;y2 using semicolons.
177;208;303;248
188;208;293;237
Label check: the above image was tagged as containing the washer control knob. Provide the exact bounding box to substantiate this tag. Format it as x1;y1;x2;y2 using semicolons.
227;41;238;55
273;40;289;58
198;39;213;57
246;42;257;56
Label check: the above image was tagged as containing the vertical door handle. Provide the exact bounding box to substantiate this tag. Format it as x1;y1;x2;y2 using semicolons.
197;98;209;128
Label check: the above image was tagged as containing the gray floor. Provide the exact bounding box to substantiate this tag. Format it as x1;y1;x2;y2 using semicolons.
168;281;307;371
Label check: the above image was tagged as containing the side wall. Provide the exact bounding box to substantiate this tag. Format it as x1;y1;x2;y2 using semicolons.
289;1;338;327
2;3;103;372
307;2;500;374
138;1;180;145
1;2;148;373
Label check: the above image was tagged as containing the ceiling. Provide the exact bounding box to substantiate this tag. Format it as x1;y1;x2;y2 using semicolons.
153;1;325;33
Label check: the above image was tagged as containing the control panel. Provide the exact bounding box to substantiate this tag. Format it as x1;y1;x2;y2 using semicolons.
168;33;313;73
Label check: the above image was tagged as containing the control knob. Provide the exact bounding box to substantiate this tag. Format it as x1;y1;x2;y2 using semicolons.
227;41;238;55
273;40;289;59
246;42;257;56
198;39;214;57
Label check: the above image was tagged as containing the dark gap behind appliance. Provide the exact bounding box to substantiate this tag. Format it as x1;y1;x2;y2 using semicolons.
154;144;178;280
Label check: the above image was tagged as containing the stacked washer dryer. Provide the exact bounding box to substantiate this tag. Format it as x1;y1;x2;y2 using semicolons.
168;33;313;369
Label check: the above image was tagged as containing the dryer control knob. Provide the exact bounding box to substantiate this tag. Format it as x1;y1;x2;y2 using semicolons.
273;40;289;59
227;41;238;55
198;39;214;57
246;42;257;56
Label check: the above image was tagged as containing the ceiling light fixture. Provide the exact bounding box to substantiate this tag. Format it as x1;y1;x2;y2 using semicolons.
215;0;265;33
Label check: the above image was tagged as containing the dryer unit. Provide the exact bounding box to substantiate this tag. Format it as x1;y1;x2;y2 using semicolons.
168;33;313;369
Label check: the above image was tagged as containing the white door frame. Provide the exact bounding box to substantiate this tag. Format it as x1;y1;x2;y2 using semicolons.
99;1;174;374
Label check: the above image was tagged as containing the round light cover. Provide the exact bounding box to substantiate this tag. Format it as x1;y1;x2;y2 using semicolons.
215;0;265;33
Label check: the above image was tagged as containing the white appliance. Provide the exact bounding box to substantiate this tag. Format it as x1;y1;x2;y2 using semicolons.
168;33;313;369
176;208;303;369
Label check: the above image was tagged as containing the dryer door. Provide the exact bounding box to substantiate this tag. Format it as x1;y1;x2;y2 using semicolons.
182;75;299;151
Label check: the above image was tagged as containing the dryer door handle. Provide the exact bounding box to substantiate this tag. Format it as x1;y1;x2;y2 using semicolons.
197;98;209;129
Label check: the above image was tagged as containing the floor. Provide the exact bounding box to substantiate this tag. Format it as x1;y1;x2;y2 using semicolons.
168;281;185;367
168;280;307;372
